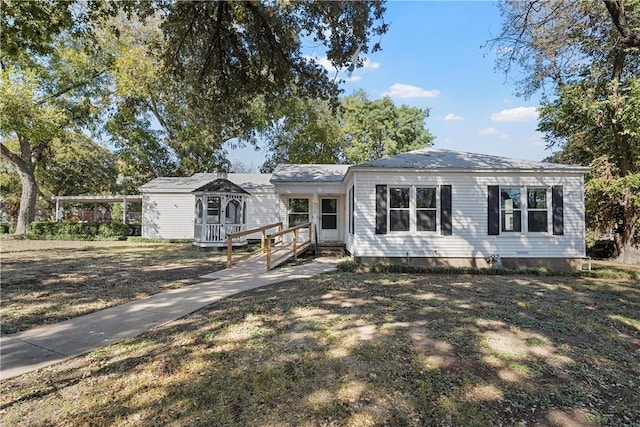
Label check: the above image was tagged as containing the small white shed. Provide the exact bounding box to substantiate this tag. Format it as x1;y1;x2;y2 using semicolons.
139;172;278;242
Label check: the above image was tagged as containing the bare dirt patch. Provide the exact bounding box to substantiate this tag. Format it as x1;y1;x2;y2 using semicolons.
1;267;638;426
0;239;226;335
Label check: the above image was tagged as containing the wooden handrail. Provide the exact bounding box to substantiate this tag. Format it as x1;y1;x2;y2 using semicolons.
227;222;283;240
266;222;312;270
226;222;283;267
267;222;311;239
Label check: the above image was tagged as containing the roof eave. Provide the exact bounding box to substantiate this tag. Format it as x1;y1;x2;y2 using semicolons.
347;166;591;174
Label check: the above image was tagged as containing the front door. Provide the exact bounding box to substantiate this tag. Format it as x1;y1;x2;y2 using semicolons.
320;197;339;242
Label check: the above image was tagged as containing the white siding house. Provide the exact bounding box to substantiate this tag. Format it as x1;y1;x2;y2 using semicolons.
138;148;589;270
344;148;589;270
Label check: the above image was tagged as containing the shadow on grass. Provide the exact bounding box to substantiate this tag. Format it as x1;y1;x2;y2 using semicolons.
1;273;638;426
1;243;225;335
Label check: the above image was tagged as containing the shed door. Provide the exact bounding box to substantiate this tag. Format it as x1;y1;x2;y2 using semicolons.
320;198;339;242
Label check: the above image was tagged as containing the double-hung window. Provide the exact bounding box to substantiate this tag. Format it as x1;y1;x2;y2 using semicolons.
490;186;557;235
288;198;309;227
376;185;451;235
416;187;437;231
389;187;410;231
500;188;522;232
527;188;548;232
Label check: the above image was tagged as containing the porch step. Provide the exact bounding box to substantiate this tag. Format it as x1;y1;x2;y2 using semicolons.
314;243;346;258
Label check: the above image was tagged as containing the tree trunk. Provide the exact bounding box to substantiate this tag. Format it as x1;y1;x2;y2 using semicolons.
616;187;640;263
14;166;38;234
0;136;38;234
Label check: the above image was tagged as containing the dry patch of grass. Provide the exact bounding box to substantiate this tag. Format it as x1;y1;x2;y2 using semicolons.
0;240;226;335
1;266;638;426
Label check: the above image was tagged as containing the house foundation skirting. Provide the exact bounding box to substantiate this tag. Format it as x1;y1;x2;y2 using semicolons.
353;256;583;272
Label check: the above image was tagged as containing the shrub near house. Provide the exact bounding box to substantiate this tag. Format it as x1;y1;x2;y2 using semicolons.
27;221;129;240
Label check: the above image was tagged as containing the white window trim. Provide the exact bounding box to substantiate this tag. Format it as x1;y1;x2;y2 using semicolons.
387;186;440;234
499;186;552;235
287;197;310;227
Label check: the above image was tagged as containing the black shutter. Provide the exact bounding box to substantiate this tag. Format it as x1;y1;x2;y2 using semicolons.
440;185;452;236
552;185;564;235
375;185;387;234
488;185;500;235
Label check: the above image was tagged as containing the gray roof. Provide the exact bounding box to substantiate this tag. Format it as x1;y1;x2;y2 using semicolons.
139;173;273;193
350;148;590;172
270;164;350;183
193;178;250;194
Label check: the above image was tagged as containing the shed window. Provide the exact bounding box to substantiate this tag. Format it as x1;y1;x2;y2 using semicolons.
288;198;309;227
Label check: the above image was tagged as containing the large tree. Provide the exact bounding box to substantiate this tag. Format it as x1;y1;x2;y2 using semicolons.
340;91;434;164
1;0;388;233
161;1;388;143
0;0;120;234
491;0;640;262
259;98;344;172
258;91;434;171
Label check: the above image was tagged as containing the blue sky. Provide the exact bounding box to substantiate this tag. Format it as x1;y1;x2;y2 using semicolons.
228;1;550;169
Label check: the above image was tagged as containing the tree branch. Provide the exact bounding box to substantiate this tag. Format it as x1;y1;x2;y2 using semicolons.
1;138;28;172
145;90;176;142
37;69;108;105
603;0;640;48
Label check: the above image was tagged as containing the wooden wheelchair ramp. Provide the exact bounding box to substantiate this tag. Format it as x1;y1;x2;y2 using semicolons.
226;223;314;271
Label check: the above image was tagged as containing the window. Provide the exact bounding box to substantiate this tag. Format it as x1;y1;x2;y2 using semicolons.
501;188;521;232
489;185;563;236
375;185;451;235
527;188;548;232
389;187;410;231
288;198;309;227
416;187;437;231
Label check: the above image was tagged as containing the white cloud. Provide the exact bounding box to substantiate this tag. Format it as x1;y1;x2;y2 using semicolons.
345;75;362;82
363;58;381;69
304;55;380;74
383;83;440;99
490;106;538;122
443;113;464;121
305;55;336;71
478;127;509;139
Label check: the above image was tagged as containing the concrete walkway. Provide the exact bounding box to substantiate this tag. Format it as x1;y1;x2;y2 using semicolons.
0;257;340;381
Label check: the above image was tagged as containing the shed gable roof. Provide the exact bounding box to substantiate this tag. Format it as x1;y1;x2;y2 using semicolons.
139;173;273;193
192;178;249;194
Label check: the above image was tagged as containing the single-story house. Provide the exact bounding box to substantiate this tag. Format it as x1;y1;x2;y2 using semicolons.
139;148;590;270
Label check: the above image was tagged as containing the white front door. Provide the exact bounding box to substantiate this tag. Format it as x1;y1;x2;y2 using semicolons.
319;197;339;242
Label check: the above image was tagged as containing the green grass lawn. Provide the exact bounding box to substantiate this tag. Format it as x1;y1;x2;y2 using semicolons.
1;264;638;426
0;240;227;335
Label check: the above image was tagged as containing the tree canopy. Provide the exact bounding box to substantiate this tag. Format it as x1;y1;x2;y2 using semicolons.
491;0;640;262
0;0;389;233
340;91;434;164
258;91;434;172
